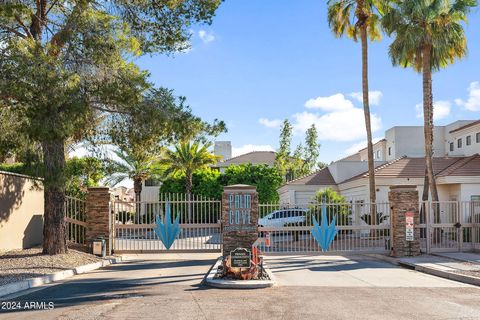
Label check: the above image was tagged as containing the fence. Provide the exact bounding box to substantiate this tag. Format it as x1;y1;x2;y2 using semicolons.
418;200;480;253
65;196;87;247
257;201;392;254
112;193;222;252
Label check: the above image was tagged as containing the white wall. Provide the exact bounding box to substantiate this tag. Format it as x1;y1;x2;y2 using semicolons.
386;126;446;161
328;161;386;184
445;123;480;157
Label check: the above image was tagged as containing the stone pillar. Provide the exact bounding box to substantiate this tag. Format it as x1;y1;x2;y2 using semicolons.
86;187;112;255
222;185;259;257
388;185;421;257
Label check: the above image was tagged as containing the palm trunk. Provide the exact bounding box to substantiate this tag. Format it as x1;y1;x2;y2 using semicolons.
422;45;439;206
42;139;67;255
133;177;142;222
359;21;377;227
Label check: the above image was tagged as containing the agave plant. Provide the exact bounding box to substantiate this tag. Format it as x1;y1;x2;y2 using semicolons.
154;203;181;250
311;205;338;251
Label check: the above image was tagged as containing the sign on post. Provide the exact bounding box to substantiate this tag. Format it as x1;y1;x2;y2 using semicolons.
230;248;251;268
405;211;414;241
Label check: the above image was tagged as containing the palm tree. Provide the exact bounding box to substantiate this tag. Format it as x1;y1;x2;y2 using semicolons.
105;149;162;212
161;141;220;198
382;0;476;209
327;0;382;222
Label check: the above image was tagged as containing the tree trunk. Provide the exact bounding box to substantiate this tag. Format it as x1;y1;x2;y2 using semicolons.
422;45;439;206
133;177;142;222
42;139;67;255
359;23;377;228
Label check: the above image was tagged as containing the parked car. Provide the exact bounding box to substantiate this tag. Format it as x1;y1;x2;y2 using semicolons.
258;208;308;228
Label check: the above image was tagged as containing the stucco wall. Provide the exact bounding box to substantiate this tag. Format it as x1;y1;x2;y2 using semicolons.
0;172;44;250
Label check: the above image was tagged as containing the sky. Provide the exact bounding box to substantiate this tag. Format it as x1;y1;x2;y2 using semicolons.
134;0;480;164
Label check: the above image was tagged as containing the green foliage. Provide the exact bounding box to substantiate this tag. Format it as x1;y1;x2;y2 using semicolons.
160;141;220;195
382;0;476;72
312;187;349;225
65;157;106;198
304;124;320;172
221;164;283;203
0;157;105;198
160;164;283;203
327;0;383;42
275;120;322;182
160;168;222;199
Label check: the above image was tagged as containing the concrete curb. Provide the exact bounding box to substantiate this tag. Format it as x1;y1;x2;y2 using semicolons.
0;256;122;298
431;253;480;265
205;257;275;289
398;260;480;287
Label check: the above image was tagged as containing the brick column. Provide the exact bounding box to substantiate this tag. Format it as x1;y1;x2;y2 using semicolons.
86;187;112;255
222;185;259;257
388;185;421;257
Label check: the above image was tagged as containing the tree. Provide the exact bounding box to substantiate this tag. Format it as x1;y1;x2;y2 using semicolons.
313;187;349;225
105;148;163;215
382;0;476;207
0;0;223;254
275;119;293;181
221;164;283;203
161;141;220;199
160;168;222;199
160;164;283;203
65;157;105;199
304;124;320;172
327;0;382;212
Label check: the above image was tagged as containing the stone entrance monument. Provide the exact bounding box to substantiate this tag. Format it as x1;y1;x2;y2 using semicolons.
221;184;259;257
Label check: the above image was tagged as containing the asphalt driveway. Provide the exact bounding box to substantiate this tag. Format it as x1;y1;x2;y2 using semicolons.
1;254;479;320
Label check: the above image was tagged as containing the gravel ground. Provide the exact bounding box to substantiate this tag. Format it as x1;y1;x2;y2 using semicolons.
0;247;101;286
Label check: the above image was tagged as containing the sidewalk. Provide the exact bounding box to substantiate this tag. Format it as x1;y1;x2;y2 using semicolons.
397;252;480;286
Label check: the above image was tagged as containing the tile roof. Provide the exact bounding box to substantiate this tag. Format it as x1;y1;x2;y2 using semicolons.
437;154;480;177
343;155;480;183
284;167;337;186
215;151;276;167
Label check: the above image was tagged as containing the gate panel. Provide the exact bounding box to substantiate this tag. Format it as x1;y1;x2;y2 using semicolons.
257;202;391;254
112;194;221;253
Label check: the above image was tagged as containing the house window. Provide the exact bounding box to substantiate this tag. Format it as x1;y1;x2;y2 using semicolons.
477;132;480;143
388;147;391;156
144;179;161;187
449;142;454;152
457;138;462;148
466;135;471;146
376;150;380;159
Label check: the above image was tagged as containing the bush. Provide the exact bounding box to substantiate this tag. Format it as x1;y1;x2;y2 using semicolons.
160;164;283;203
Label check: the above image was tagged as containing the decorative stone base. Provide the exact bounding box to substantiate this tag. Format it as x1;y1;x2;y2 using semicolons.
205;257;275;289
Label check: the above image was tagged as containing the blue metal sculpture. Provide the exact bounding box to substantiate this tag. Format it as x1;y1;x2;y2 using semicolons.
154;203;181;250
311;205;338;251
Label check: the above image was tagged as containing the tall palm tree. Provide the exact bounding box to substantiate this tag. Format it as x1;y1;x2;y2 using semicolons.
382;0;476;209
327;0;382;222
161;141;220;198
105;149;162;207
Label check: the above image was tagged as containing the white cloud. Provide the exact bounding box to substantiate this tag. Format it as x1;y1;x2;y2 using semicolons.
344;137;383;155
292;109;382;142
455;81;480;111
415;100;451;121
198;30;215;44
350;90;383;106
304;93;354;111
232;144;275;157
259;118;282;128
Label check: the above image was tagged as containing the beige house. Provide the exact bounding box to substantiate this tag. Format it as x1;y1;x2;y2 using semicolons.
278;119;480;204
213;151;276;173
